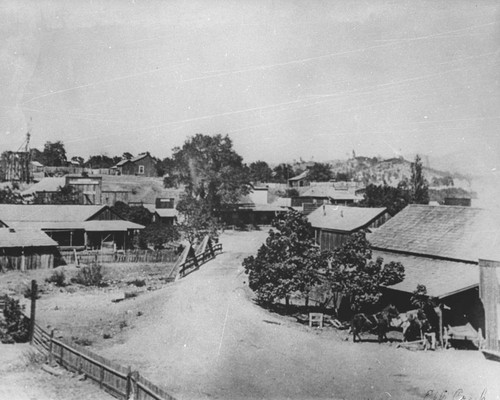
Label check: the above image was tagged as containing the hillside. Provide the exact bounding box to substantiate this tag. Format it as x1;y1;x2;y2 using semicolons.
101;175;183;204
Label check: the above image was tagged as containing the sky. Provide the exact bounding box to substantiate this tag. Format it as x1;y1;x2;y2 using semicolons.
0;0;499;173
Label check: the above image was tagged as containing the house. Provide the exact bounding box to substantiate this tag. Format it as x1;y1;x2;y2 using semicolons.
368;204;500;342
288;171;310;188
115;153;157;177
0;228;59;271
307;205;388;251
218;186;287;227
143;198;179;225
292;185;363;213
0;204;144;250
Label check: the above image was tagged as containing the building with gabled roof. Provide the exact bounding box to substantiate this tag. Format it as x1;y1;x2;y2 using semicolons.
0;204;143;250
308;205;388;251
368;204;500;341
0;228;59;270
114;153;157;177
288;170;309;188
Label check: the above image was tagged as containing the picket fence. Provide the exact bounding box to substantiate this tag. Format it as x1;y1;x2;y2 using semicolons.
59;249;178;265
32;324;176;400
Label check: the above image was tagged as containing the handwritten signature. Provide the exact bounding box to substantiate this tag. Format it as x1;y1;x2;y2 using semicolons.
424;388;487;400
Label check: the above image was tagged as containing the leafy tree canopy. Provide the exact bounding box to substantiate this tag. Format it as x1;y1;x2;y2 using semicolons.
249;161;273;183
271;163;294;183
176;194;220;245
84;154;120;169
110;201;153;226
0;187;23;204
41;141;67;167
243;210;324;305
323;232;405;313
171;134;250;211
307;162;333;182
139;222;180;250
358;183;411;216
410;155;429;204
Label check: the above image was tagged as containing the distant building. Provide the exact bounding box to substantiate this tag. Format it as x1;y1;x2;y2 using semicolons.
444;197;471;207
0;204;143;250
292;185;363;213
115;153;157;177
308;205;388;251
288;170;310;188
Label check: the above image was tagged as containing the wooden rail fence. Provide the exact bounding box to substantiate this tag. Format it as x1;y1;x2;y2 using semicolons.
177;243;223;278
25;236;224;400
59;249;178;265
32;323;176;400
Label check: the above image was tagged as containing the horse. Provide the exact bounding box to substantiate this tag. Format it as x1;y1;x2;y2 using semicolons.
351;305;400;343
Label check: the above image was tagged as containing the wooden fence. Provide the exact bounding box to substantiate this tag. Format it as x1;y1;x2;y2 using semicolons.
32;323;176;400
178;243;223;278
59;249;178;265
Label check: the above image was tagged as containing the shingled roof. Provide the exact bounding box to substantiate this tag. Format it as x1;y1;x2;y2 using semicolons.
374;250;479;298
0;228;58;248
0;205;107;223
308;205;387;233
369;204;500;263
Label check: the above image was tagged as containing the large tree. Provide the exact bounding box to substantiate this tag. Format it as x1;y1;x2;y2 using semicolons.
176;194;220;245
171;134;250;212
358;183;411;216
410;155;429;204
271;163;294;183
84;155;120;169
322;232;405;313
243;210;324;306
249;161;273;183
307;162;333;182
42;141;67;166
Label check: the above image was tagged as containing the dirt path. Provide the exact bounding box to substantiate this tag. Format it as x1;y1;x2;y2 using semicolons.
100;231;500;400
0;343;114;400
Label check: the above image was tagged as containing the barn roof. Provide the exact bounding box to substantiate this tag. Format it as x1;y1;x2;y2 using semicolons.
368;204;500;263
288;170;309;182
0;228;58;248
22;177;66;195
308;205;387;233
374;250;479;298
0;204;107;223
300;186;362;201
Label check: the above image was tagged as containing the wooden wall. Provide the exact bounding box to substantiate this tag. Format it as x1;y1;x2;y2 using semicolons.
479;259;500;351
0;247;55;271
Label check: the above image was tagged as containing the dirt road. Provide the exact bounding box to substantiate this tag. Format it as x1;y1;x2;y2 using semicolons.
100;230;500;400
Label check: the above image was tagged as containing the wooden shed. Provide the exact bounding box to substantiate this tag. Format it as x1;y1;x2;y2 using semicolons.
307;205;388;251
115;153;157;177
0;228;58;271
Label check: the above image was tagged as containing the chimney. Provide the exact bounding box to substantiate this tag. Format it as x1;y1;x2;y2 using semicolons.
323;204;326;216
341;211;343;218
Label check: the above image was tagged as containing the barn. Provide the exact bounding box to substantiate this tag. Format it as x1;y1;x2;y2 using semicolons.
307;205;388;251
0;228;59;271
0;204;144;250
368;204;500;346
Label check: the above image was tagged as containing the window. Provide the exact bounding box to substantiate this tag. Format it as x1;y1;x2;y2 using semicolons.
138;165;145;174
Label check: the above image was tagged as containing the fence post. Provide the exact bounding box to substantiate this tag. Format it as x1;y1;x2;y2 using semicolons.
100;364;105;389
126;366;132;399
48;329;55;365
29;280;37;344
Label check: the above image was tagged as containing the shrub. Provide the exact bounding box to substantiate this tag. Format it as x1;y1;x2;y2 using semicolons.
73;263;104;286
1;297;30;343
127;279;146;287
46;269;66;287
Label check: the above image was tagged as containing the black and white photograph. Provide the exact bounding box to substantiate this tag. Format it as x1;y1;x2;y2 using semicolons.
1;1;500;399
